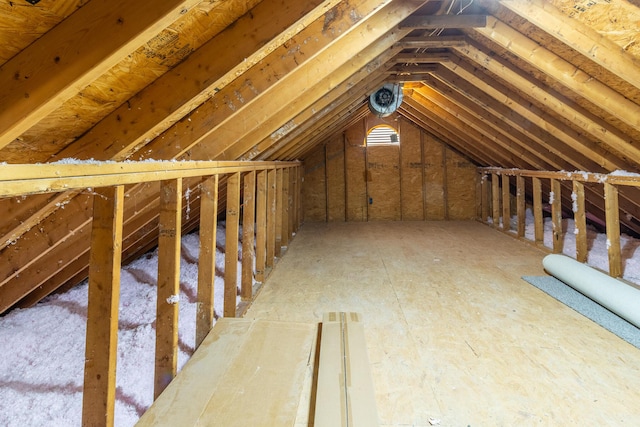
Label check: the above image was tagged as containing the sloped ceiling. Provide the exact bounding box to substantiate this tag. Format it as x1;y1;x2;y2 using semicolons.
1;0;640;312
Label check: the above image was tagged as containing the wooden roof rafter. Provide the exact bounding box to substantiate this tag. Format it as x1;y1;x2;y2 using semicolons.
0;0;202;149
52;0;342;162
185;0;429;162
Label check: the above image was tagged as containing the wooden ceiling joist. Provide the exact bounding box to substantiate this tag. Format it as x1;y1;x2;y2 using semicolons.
386;64;439;74
400;14;487;29
0;0;201;150
395;35;466;49
394;52;452;63
403;94;524;168
439;55;630;173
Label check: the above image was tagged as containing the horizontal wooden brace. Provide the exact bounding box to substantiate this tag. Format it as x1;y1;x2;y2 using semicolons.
394;52;452;63
395;35;466;48
386;64;439;74
387;75;429;83
478;167;640;187
0;160;300;197
400;14;486;29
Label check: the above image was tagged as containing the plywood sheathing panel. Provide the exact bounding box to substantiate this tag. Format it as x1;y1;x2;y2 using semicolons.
0;0;90;65
345;125;368;222
446;149;476;220
399;118;424;220
423;132;446;220
0;0;260;164
325;135;346;222
551;0;640;57
302;144;327;222
367;144;401;221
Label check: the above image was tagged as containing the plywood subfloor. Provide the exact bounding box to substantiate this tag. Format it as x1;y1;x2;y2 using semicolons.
244;221;640;426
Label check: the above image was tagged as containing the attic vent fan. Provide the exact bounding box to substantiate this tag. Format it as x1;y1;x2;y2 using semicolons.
368;83;404;117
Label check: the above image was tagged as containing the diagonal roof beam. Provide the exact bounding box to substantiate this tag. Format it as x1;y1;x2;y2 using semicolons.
411;85;551;169
55;0;341;161
254;62;390;160
399;99;500;166
453;39;640;167
421;74;567;170
473;16;640;135
494;0;640;92
0;0;201;150
441;52;631;172
431;66;601;172
182;0;429;161
139;0;427;162
218;41;403;160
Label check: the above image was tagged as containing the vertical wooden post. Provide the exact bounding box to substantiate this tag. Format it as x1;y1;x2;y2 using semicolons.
266;169;277;268
532;177;543;244
604;182;622;277
255;170;268;283
297;166;304;228
275;168;284;257
516;175;525;238
480;173;489;223
491;173;500;228
82;185;124;427
289;166;296;236
225;172;241;317
282;168;290;248
155;178;182;399
501;174;510;231
572;181;587;263
196;175;218;347
241;171;256;301
550;178;562;253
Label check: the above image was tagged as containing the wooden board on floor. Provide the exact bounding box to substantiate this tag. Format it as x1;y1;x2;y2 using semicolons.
137;318;317;427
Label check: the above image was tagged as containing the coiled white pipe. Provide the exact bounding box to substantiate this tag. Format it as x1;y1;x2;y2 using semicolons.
543;254;640;328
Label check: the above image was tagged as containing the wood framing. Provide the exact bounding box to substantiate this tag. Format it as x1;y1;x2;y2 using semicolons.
154;178;183;398
516;175;525;238
224;172;241;318
0;0;200;149
266;168;277;269
196;175;219;347
82;185;125;427
604;183;622;277
241;171;256;301
255;170;268;283
573;180;587;263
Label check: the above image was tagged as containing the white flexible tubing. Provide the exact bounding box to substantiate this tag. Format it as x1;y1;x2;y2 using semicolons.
543;254;640;328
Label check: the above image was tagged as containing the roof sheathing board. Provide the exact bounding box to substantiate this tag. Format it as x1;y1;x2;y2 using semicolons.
0;0;260;164
0;0;90;65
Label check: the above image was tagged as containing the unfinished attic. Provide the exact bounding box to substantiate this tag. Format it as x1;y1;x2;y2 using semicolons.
2;0;640;425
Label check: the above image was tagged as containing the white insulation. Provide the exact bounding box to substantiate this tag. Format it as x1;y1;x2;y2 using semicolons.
543;254;640;328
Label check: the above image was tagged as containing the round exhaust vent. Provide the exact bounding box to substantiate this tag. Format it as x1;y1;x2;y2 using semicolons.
368;83;404;117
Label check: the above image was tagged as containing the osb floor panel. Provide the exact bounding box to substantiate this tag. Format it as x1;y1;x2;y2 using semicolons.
244;221;640;426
